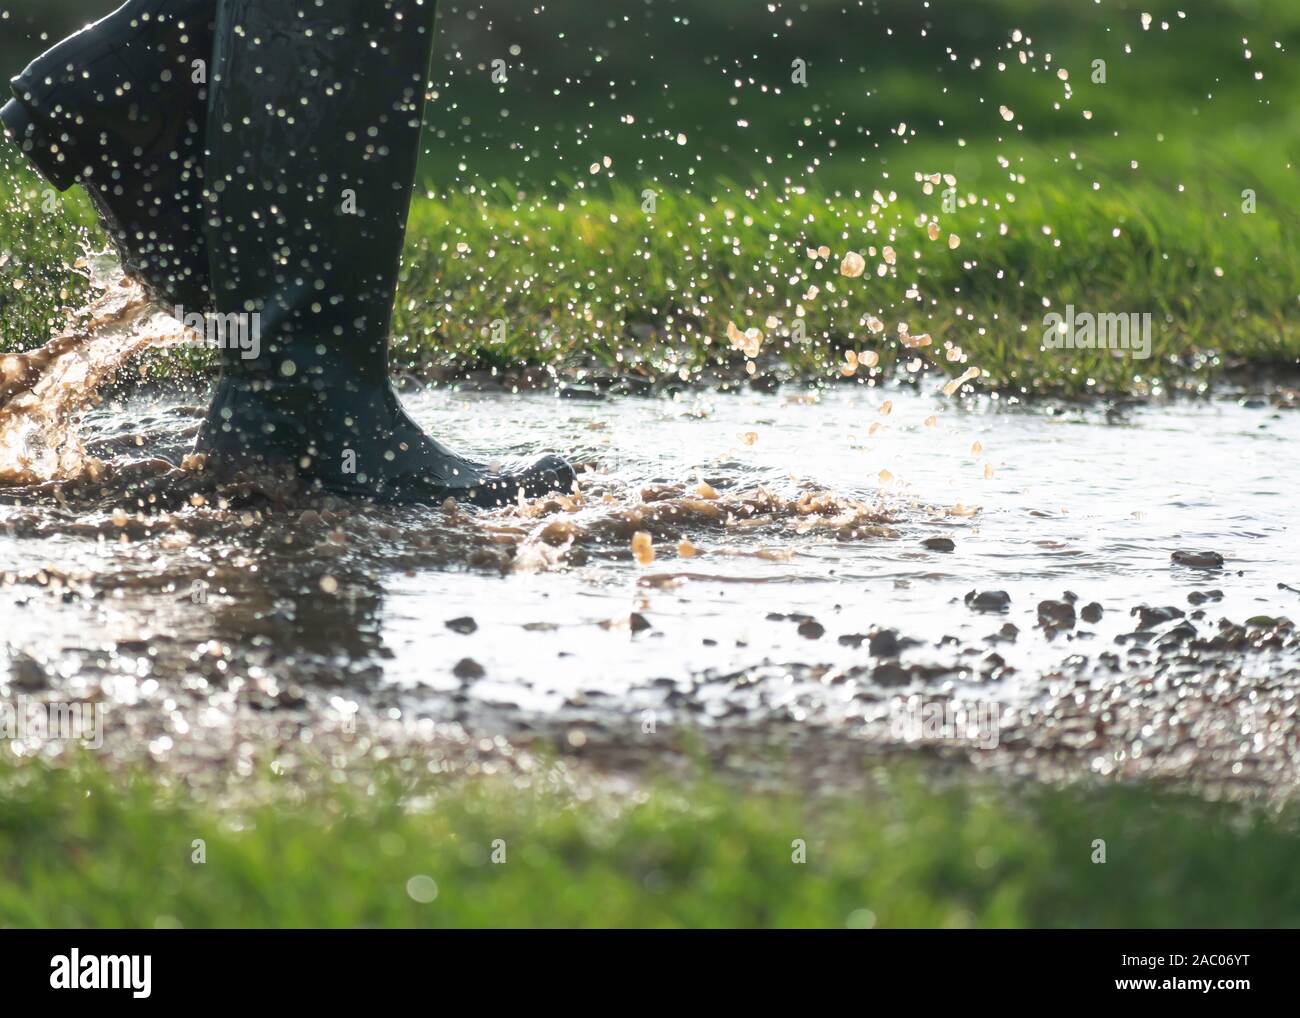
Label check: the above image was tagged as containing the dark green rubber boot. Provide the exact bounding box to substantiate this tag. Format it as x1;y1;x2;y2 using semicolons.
0;0;215;311
196;0;574;507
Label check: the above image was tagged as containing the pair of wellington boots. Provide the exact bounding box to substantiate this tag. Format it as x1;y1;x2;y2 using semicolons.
3;0;572;505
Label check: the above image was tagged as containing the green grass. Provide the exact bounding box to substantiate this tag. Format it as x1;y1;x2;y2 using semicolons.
6;150;1294;398
388;172;1296;395
2;752;1300;928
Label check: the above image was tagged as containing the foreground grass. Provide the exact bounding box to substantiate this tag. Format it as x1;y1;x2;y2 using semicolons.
2;754;1299;927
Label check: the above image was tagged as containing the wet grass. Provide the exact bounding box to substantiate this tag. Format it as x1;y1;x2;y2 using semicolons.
4;155;1295;398
2;0;1298;396
391;170;1296;396
2;753;1300;928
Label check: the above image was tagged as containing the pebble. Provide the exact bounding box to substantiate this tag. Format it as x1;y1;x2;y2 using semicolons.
1172;550;1224;569
1160;621;1198;645
872;661;911;686
445;616;478;635
767;611;815;623
1037;599;1077;629
10;650;48;691
965;589;1011;613
1132;604;1186;630
868;629;901;657
453;658;485;680
922;537;955;552
559;385;605;401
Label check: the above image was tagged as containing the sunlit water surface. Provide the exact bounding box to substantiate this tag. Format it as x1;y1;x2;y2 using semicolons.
2;383;1295;740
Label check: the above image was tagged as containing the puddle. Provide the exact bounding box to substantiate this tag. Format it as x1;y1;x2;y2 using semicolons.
1;312;1298;789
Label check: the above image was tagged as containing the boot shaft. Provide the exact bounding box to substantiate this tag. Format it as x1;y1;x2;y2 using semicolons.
204;0;438;386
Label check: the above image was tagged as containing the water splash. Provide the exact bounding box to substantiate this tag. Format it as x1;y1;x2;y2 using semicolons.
0;263;188;487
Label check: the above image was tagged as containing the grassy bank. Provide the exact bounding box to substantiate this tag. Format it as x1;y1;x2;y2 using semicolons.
2;0;1298;396
2;754;1299;927
5;161;1295;398
388;174;1296;395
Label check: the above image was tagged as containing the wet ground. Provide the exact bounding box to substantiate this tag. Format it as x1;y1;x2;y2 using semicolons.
1;288;1299;797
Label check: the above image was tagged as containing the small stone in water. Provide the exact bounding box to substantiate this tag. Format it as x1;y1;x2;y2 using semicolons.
966;589;1012;613
445;616;478;635
1037;599;1076;629
630;612;653;634
1081;602;1104;623
1172;550;1224;569
453;657;485;679
10;650;48;691
923;537;955;552
1132;604;1186;630
869;629;901;657
797;619;825;640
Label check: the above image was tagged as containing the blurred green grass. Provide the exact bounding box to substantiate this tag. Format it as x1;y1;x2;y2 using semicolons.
2;753;1300;928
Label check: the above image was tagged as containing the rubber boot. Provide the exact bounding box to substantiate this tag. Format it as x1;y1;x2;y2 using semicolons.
196;0;574;507
1;0;214;311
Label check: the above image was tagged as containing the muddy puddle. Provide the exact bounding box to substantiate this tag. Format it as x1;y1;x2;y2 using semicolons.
1;288;1298;795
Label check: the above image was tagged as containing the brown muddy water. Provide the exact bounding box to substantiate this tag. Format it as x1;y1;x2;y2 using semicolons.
2;283;1299;796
